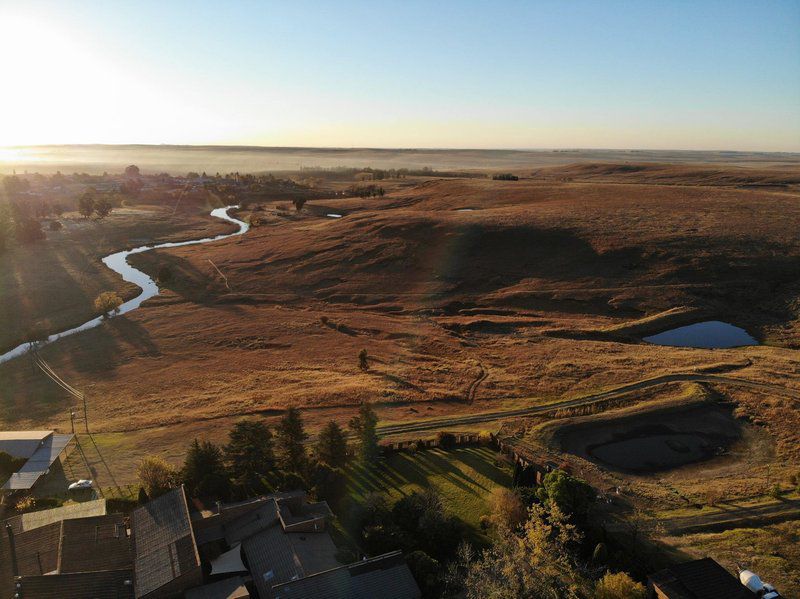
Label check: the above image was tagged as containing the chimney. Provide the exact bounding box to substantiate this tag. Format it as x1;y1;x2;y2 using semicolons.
5;523;18;577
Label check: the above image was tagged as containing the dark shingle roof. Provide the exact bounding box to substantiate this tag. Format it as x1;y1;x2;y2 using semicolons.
649;558;756;599
271;551;421;599
131;486;200;598
15;568;135;599
9;521;62;575
184;575;251;599
60;514;133;573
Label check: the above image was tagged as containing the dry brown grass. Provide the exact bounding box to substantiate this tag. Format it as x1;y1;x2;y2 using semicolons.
1;164;799;492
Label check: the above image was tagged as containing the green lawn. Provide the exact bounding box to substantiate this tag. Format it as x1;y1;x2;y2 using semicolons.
343;446;513;538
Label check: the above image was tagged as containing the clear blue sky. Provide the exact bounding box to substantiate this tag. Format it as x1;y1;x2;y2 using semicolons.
1;0;798;150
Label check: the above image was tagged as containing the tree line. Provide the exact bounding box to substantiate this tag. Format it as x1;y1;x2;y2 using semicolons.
136;402;380;505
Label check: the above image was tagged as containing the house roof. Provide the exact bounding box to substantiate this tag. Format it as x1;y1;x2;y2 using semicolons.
649;558;756;599
271;551;421;599
2;433;74;491
0;431;53;459
185;575;251;599
14;568;135;599
59;514;133;573
224;500;279;545
4;498;107;535
131;486;200;598
242;521;340;599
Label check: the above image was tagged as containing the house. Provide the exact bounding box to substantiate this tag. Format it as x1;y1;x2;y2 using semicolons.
188;491;421;599
2;487;204;599
0;430;75;496
131;486;203;598
648;558;757;599
2;501;135;599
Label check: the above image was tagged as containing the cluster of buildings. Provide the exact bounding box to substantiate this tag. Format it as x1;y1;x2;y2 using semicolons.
0;486;420;599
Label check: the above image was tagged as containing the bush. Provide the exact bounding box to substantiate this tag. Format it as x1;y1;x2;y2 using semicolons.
488;487;525;530
136;456;177;498
594;571;646;599
48;220;62;231
406;550;441;598
437;432;456;449
94;291;123;317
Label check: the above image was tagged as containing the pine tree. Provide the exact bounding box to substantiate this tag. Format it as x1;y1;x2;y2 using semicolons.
224;420;275;494
275;407;309;475
349;401;380;463
182;439;230;499
315;421;348;468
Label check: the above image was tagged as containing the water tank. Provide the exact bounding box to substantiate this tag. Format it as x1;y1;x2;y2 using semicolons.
740;570;764;592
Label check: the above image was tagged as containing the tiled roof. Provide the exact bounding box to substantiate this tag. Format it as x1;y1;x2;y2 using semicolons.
131;486;200;598
8;521;62;575
649;558;756;599
224;500;279;545
243;522;340;599
14;568;135;599
185;575;251;599
272;551;421;599
60;514;133;573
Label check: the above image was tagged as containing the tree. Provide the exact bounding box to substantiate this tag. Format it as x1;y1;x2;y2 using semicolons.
224;420;275;495
594;572;646;599
275;407;309;475
94;291;123;317
310;462;346;506
460;504;590;599
182;439;230;499
94;197;113;219
292;197;306;212
315;421;348;468
358;348;369;371
15;218;45;243
124;165;140;178
537;469;595;522
136;456;177;498
488;487;526;530
406;550;441;599
78;191;95;218
349;401;379;463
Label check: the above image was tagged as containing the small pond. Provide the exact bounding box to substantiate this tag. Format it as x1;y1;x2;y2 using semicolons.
643;320;757;349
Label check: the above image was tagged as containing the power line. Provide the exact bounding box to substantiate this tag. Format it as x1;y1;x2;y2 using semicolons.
30;349;89;433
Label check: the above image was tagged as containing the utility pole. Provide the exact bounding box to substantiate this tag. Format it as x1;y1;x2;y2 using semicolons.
69;410;75;434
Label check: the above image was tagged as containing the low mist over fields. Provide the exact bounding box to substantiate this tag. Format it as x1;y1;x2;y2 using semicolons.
3;144;800;176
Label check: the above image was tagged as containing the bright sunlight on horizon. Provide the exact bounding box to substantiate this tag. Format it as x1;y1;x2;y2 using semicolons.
1;0;799;152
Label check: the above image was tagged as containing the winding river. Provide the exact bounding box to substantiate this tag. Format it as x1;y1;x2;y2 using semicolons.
0;206;249;365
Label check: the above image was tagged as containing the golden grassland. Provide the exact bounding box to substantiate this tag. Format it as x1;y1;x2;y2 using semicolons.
1;163;799;485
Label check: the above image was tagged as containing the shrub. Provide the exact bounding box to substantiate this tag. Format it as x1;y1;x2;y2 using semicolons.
488;487;526;530
136;456;177;498
48;220;63;231
437;432;456;449
94;291;123;317
594;571;646;599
